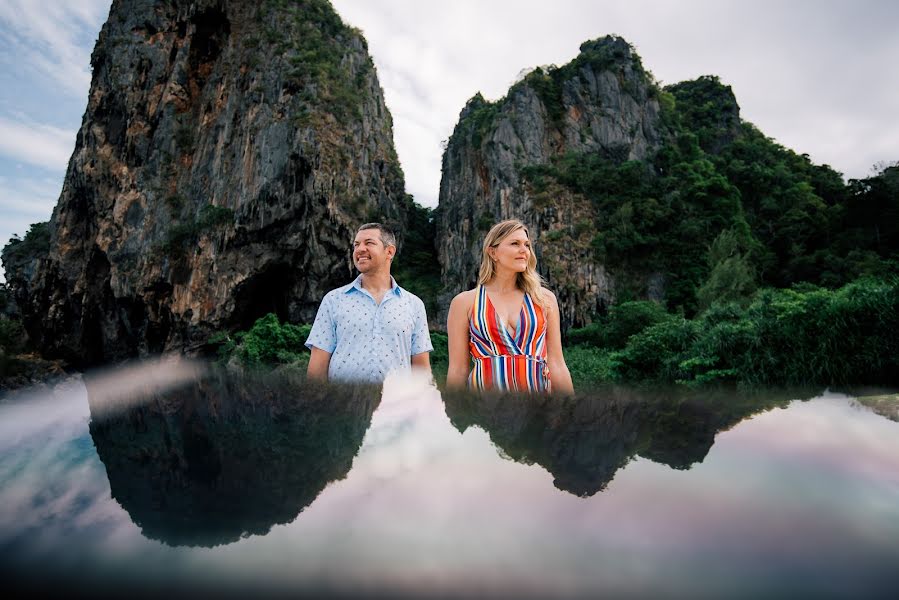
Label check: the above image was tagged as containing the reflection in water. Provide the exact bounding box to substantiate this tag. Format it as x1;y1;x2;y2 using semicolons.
87;368;380;547
3;367;898;598
443;386;811;496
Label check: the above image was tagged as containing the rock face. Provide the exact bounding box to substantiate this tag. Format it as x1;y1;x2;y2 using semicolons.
6;0;410;366
437;36;665;328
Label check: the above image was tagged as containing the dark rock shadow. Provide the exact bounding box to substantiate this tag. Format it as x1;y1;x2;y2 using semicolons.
443;385;813;497
88;368;380;547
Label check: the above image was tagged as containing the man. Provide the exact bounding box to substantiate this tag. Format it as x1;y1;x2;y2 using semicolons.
305;222;433;383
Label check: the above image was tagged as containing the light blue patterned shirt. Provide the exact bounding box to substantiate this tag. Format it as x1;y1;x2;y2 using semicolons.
305;275;433;383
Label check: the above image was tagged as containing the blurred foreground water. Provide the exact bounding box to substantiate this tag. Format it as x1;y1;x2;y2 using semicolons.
1;359;898;598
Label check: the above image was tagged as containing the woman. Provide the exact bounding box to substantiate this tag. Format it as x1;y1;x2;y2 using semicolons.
446;219;574;394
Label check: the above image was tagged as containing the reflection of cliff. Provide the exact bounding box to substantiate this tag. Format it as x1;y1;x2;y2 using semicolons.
444;387;804;497
88;370;379;547
445;391;643;497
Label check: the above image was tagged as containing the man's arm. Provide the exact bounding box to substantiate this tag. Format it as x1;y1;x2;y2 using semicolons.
305;293;337;381
307;347;332;381
411;351;431;377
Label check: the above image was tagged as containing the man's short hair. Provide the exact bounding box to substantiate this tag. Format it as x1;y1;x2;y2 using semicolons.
357;222;397;249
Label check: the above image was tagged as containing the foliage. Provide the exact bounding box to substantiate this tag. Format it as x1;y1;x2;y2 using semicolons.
175;125;195;154
522;139;747;313
515;70;898;315
2;221;51;267
611;278;899;386
613;317;699;382
457;93;501;148
391;199;442;318
696;229;757;309
213;313;311;368
265;0;370;124
568;300;673;349
564;346;619;388
666;76;739;152
429;331;448;384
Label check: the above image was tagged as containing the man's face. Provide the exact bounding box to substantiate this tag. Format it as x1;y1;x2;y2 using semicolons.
353;228;394;273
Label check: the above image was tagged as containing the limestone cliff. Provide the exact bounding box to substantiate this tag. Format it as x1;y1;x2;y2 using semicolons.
6;0;410;366
437;36;666;328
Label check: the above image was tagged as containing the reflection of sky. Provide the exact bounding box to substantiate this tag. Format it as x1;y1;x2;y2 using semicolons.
1;371;898;597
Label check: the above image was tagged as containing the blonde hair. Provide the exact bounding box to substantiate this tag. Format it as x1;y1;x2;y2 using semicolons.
477;219;546;307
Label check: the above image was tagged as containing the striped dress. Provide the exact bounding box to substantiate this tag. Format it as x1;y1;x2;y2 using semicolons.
467;285;551;392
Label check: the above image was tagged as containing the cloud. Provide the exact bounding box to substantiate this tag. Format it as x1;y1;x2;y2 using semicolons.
332;0;899;206
0;174;62;215
0;117;75;171
0;0;110;97
0;173;61;281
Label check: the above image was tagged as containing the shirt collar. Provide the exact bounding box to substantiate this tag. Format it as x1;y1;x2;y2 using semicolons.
345;274;403;297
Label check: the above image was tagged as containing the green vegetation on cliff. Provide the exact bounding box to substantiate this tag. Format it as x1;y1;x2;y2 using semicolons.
1;222;50;268
392;199;442;317
519;74;898;315
263;0;373;124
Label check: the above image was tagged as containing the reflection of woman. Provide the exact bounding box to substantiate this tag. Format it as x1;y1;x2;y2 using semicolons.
446;220;574;394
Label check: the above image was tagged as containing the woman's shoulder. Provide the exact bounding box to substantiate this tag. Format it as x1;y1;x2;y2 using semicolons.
538;287;559;312
451;288;479;306
450;288;479;307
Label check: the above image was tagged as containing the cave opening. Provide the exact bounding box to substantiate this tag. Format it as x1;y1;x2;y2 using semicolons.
230;263;293;331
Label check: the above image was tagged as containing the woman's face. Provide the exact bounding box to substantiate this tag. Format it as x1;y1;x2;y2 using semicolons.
490;228;531;274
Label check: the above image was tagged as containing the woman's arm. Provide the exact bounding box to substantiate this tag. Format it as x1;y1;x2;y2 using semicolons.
544;288;574;395
445;291;474;389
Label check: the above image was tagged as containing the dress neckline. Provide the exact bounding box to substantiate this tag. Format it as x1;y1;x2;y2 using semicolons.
481;285;528;336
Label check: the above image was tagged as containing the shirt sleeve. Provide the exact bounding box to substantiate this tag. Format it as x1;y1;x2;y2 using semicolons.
305;293;337;353
410;296;433;355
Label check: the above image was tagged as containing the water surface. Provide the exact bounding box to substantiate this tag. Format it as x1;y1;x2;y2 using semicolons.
1;361;897;598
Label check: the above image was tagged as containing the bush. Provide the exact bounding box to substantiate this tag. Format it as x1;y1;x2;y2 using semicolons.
565;346;619;387
568;300;673;349
735;277;899;385
613;317;699;381
214;313;311;368
429;331;448;383
618;277;899;386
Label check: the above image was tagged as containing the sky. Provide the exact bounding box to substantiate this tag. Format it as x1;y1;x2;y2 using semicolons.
1;0;898;281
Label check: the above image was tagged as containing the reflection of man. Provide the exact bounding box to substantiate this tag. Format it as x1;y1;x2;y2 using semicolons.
305;223;432;383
